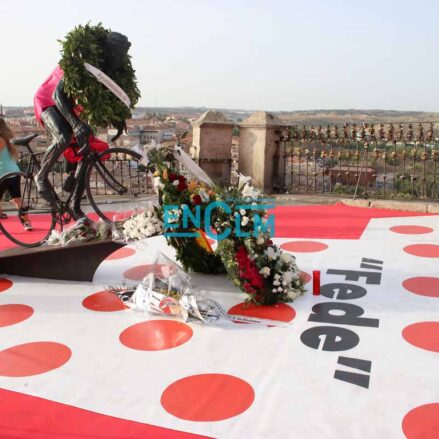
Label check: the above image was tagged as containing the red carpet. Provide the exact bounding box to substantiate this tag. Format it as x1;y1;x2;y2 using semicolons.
0;389;209;439
272;202;431;239
0;203;432;251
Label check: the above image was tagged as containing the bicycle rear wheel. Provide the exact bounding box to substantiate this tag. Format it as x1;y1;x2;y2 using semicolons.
85;147;145;223
0;172;56;248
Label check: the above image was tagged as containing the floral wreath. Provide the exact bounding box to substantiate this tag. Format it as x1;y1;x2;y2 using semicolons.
59;23;141;127
147;145;305;306
147;146;226;275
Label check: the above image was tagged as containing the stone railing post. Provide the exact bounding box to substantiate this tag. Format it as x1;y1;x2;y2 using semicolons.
191;111;233;185
238;112;286;191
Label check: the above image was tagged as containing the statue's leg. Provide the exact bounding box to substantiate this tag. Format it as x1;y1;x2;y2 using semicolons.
71;161;87;220
38;107;73;202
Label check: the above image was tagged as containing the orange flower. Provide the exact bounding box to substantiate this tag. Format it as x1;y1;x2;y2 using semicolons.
187;179;199;193
162;168;169;181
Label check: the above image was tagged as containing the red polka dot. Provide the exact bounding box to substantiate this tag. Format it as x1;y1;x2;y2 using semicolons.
0;278;13;293
402;322;439;353
0;304;34;327
105;247;136;260
404;244;439;258
403;277;439;298
82;291;127;312
123;264;173;281
0;342;71;377
390;225;434;235
228;302;296;322
402;403;439;439
120;320;192;351
161;374;255;421
299;271;312;284
281;241;328;253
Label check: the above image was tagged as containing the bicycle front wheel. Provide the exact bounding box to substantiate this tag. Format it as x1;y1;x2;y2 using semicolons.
0;172;56;247
85;147;145;223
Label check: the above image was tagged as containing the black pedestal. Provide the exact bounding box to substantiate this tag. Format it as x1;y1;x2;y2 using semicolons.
0;240;126;281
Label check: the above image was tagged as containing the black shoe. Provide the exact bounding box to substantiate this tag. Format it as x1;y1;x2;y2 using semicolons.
62;174;76;193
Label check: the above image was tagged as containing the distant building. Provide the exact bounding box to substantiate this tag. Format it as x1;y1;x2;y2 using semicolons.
108;125;174;146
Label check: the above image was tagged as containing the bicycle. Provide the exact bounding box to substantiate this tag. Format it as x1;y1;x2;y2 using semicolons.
0;133;144;247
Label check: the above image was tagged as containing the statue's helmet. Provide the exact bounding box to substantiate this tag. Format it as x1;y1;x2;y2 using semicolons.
103;32;131;71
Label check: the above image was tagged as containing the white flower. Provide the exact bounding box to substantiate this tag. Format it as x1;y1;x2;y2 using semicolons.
241;216;249;227
266;246;279;261
272;288;278;293
280;252;294;264
172;180;179;187
282;271;294;285
277;287;283;292
242;184;261;199
273;280;281;286
287;290;299;300
259;267;270;278
240;208;246;216
237;174;252;190
256;236;265;245
153;176;164;191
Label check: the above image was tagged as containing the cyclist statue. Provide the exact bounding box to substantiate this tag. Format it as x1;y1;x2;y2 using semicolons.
34;24;140;220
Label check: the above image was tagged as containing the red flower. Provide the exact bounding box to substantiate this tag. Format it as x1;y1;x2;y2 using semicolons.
169;173;178;182
178;175;186;183
235;246;265;293
243;283;256;294
177;181;188;191
191;194;202;205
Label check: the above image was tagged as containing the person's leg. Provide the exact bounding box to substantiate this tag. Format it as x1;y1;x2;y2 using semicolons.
38;107;73;202
0;181;7;218
7;176;32;230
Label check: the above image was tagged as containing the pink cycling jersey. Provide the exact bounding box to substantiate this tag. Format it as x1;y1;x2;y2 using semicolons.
34;65;64;124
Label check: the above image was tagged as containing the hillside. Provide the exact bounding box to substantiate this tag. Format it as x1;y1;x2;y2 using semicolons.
277;109;439;126
4;106;439;126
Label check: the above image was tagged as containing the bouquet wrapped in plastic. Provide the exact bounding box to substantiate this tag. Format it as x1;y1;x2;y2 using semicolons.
47;218;112;246
109;251;289;328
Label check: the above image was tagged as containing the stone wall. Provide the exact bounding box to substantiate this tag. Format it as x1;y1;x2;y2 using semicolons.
192;110;287;191
191;111;233;185
238;112;285;191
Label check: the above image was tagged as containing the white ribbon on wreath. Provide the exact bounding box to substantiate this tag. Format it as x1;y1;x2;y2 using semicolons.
172;145;215;187
84;62;131;108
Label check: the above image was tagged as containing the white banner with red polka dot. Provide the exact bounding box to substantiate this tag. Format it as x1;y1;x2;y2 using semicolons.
0;212;438;438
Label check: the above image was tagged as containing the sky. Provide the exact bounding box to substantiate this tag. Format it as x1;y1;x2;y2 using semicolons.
1;0;439;112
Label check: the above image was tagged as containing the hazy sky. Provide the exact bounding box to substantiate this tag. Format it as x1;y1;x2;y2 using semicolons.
1;0;438;111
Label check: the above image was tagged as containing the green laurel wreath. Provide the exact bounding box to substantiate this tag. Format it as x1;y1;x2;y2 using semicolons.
59;23;141;127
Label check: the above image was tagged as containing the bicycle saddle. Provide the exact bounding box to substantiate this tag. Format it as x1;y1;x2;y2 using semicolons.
11;133;39;146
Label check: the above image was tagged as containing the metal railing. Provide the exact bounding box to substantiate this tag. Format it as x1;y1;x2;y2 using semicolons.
13;135;154;204
276;122;439;200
